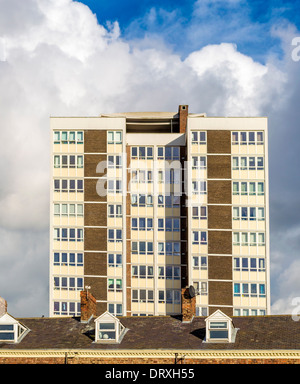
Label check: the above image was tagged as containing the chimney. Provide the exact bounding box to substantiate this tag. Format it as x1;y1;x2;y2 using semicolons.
0;297;7;317
178;105;188;134
80;289;97;323
181;287;196;323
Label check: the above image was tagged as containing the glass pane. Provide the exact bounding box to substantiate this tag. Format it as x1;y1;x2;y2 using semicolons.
210;321;227;329
61;132;68;142
115;131;122;143
77;131;83;142
233;182;239;195
0;325;14;331
54;131;60;142
209;330;228;339
0;332;14;340
69;132;75;142
99;331;116;340
61;204;68;215
249;182;255;195
232;132;238;142
107;131;114;142
77;204;83;215
54;204;60;215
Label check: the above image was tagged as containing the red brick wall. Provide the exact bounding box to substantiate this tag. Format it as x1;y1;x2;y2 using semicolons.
0;356;299;364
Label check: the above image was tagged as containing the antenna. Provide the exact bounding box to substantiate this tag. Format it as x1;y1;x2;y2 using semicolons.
188;285;196;298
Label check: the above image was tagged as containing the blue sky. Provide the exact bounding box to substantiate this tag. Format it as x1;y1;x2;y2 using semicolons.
79;0;300;61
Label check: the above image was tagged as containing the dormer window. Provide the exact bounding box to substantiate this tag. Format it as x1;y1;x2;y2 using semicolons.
0;313;29;344
94;311;126;344
208;321;229;341
205;310;238;343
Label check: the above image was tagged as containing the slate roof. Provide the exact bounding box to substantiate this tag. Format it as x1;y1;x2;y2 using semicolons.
1;314;300;350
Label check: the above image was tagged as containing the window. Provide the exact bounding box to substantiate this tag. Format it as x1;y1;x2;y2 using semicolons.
232;131;264;145
233;283;266;298
158;290;180;304
233;182;265;196
193;281;208;295
53;131;83;144
191;131;206;145
0;314;29;343
53;252;83;267
131;194;153;207
108;155;122;168
130;169;153;184
53;301;81;316
157;266;180;280
108;303;123;316
192;181;207;195
131;146;153;160
54;179;83;193
233;231;265;246
196;307;208;316
131;241;153;255
192;156;207;169
158;242;180;256
108;279;122;292
132;265;154;279
108;179;122;194
192;206;207;220
108;254;122;268
157;146;180;161
157;169;181;184
132;217;153;231
157;194;180;208
132;289;154;303
232;207;265;221
108;229;122;242
54;203;83;217
108;131;122;144
192;256;207;270
53;228;83;242
232;156;264;171
108;204;122;218
205;310;236;343
53;155;83;168
53;276;83;291
95;312;125;343
209;321;229;340
157;218;180;232
192;231;207;244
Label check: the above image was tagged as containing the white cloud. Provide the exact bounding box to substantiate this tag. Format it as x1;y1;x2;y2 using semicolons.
0;0;299;316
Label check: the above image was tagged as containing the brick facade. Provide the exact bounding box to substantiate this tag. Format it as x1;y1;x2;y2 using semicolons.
0;356;299;364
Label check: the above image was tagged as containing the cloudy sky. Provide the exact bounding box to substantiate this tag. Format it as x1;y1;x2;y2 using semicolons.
0;0;300;317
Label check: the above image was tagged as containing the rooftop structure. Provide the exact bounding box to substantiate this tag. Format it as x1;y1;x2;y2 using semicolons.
0;293;299;364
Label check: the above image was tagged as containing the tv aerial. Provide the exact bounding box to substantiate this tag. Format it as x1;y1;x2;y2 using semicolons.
188;285;199;298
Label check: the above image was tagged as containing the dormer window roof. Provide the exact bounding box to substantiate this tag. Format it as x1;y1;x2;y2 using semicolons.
0;313;29;344
94;311;126;344
205;310;238;343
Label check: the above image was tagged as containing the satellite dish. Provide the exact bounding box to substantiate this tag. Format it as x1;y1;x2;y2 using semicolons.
189;285;196;298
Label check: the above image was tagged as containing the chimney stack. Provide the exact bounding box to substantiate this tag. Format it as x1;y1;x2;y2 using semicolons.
0;297;7;317
178;105;188;134
181;287;196;323
80;290;97;323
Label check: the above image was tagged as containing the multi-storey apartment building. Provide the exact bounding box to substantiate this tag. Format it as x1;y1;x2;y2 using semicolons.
49;105;270;318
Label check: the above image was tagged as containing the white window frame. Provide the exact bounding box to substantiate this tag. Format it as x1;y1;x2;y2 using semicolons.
0;314;29;344
95;312;125;343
